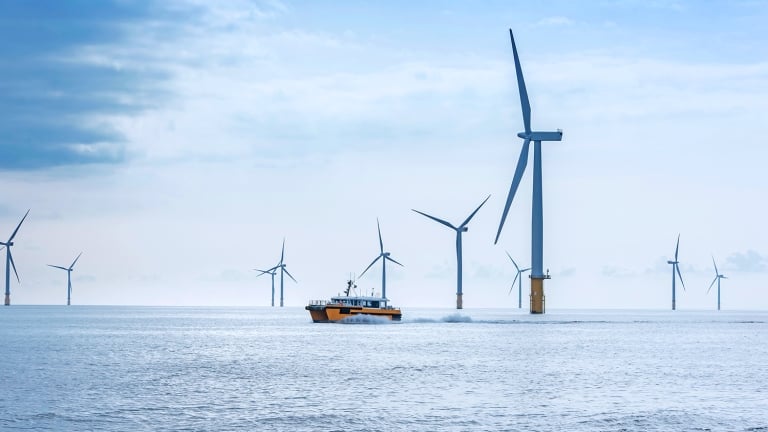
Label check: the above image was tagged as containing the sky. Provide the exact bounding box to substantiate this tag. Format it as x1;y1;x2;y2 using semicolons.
1;0;767;309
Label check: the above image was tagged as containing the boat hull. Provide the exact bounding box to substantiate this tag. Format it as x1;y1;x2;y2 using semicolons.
306;304;402;323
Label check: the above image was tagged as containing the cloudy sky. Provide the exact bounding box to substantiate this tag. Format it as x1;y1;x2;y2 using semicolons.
2;0;767;309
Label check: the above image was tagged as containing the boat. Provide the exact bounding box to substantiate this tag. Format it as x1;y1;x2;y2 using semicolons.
305;279;402;323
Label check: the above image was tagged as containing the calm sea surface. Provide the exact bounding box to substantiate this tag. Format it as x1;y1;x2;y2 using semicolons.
1;306;766;431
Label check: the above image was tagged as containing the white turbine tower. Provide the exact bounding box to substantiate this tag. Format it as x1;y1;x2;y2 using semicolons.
48;253;83;306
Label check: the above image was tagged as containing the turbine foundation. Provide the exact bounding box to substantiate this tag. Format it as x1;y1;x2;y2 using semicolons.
530;277;547;314
4;294;9;306
456;293;463;310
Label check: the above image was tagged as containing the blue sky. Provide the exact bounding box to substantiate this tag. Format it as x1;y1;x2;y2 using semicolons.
1;0;767;309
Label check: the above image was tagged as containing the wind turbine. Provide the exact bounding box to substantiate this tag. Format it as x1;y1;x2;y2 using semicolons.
413;195;490;309
359;219;403;300
494;29;563;314
707;256;727;311
275;238;296;307
667;234;685;310
506;251;531;309
254;266;278;307
48;252;82;306
1;209;30;306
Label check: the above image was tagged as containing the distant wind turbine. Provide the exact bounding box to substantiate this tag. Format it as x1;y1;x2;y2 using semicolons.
275;238;297;307
359;219;403;300
494;29;563;314
1;209;30;306
667;234;685;310
48;252;83;306
413;195;490;309
707;256;727;311
506;251;531;309
254;266;278;307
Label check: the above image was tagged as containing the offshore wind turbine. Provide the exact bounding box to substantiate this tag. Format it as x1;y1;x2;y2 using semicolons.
506;251;531;309
254;266;278;307
1;209;30;306
359;219;403;300
413;195;490;309
48;253;82;306
707;256;727;311
275;238;297;307
494;29;563;314
667;234;686;310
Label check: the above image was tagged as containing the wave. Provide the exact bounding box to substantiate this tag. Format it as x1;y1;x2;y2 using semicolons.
337;314;392;325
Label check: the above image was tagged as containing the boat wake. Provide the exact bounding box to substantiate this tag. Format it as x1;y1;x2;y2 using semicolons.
410;314;473;323
338;314;393;325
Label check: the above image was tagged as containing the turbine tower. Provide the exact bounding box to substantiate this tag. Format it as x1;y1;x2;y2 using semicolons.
359;219;403;300
494;29;563;314
276;238;297;307
707;256;727;311
1;209;30;306
254;266;278;307
413;195;490;309
48;252;82;306
667;234;685;310
506;251;531;309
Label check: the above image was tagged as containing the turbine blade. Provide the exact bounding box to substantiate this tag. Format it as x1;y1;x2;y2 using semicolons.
8;209;30;243
460;194;491;228
510;272;519;294
69;252;82;270
505;251;520;272
280;238;285;265
707;276;717;294
377;218;384;254
494;138;531;244
676;264;685;291
360;255;382;277
674;234;680;261
283;267;297;283
385;255;404;267
412;209;456;230
9;250;19;283
712;256;719;276
509;29;531;134
48;265;68;271
522;267;531;272
253;269;270;277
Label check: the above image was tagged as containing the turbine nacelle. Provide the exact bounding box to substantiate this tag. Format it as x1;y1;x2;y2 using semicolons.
667;260;678;265
517;130;563;141
1;241;12;247
460;226;469;233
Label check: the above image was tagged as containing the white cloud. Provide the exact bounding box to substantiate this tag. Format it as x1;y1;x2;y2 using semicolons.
535;16;574;27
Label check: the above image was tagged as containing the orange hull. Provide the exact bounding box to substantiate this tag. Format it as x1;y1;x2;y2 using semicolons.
306;304;402;323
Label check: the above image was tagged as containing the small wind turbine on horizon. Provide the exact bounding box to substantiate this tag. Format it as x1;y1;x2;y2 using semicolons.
254;266;278;307
48;252;82;306
1;209;30;306
506;251;531;309
359;219;403;300
275;238;297;307
413;195;490;309
667;234;686;310
494;29;563;314
707;256;727;311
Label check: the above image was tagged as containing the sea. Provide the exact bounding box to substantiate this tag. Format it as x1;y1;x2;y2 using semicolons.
1;306;766;432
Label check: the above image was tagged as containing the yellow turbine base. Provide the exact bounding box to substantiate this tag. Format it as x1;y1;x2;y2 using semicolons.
530;278;545;314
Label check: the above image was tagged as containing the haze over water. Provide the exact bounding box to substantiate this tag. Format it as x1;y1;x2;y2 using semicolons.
1;306;766;431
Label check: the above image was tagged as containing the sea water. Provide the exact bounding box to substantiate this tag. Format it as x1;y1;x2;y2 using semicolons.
1;306;766;431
